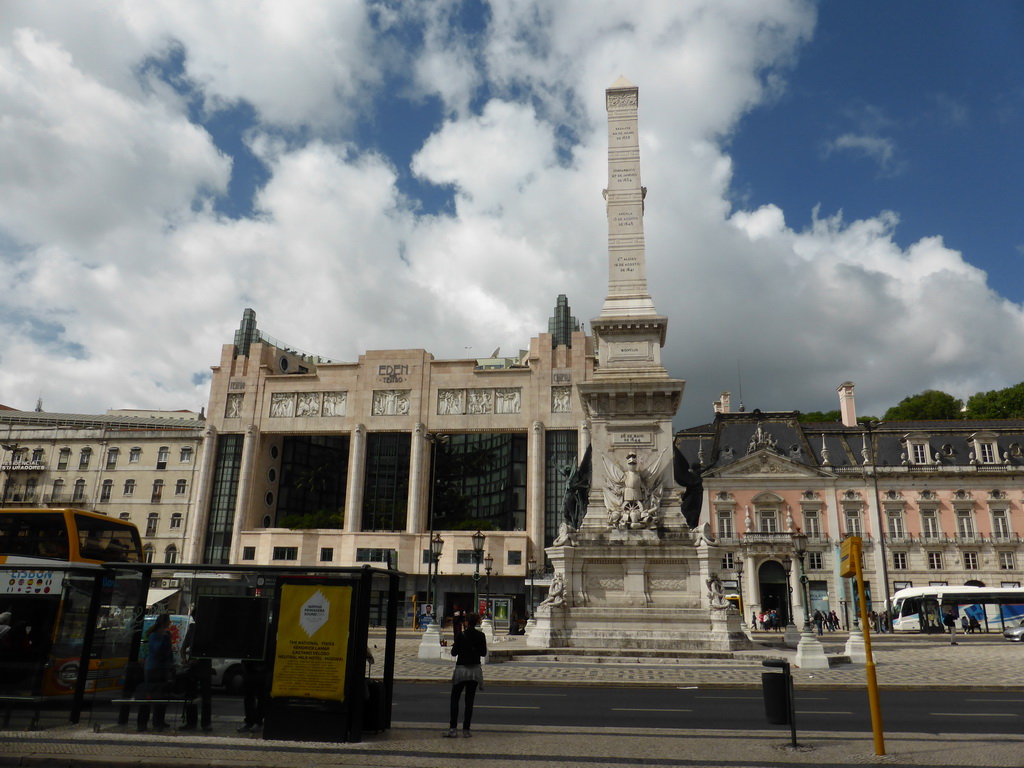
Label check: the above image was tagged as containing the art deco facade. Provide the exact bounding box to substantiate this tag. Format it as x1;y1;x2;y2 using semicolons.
0;407;206;566
675;384;1024;629
186;301;593;616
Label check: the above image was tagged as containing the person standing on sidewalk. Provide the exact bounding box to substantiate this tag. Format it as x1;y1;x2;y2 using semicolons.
137;614;174;731
443;612;487;738
943;608;958;645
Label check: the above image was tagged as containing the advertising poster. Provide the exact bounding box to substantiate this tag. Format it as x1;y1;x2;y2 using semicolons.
271;583;351;702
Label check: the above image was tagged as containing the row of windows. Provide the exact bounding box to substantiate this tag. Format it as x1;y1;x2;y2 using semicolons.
142;543;179;564
29;445;195;471
239;545;529;566
30;477;189;503
118;511;183;536
895;550;1017;571
718;508;1014;539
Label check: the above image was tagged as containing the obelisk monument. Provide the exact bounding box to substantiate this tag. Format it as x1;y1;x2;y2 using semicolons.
529;78;749;651
577;75;686;537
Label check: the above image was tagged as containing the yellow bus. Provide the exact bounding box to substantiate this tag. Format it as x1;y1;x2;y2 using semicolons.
1;509;144;697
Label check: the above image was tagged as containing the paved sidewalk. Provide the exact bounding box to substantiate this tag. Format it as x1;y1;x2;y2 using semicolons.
2;630;1023;768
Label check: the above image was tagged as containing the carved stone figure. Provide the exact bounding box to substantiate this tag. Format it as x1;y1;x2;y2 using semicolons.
270;393;294;418
538;572;567;609
552;522;577;547
706;574;729;610
551;386;572;413
373;390;410;416
296;392;320;417
495;388;521;414
225;393;243;419
467;389;492;414
322;391;347;417
602;448;666;530
438;389;464;415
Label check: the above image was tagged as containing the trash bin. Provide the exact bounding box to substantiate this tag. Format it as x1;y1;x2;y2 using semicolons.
761;659;791;725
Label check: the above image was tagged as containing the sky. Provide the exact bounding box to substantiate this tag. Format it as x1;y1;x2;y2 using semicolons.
1;1;1023;428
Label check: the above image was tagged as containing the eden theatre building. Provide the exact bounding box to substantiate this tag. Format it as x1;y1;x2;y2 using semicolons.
186;300;592;624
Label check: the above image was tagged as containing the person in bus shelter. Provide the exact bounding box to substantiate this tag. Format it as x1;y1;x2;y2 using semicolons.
137;614;174;731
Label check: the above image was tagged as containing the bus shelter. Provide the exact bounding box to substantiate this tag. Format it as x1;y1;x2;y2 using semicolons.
0;562;400;742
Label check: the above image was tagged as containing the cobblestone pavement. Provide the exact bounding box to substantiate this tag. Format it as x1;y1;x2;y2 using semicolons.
377;628;1024;689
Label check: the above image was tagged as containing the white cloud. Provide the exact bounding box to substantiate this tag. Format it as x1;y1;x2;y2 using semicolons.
826;132;897;171
1;0;1023;432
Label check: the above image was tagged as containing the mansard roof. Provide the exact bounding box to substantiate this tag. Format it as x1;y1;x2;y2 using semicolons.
675;411;1024;475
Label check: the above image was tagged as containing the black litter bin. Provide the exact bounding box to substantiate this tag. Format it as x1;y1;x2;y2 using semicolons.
761;659;791;725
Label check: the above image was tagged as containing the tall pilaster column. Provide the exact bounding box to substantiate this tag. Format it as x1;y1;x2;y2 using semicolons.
345;424;367;532
185;424;218;564
528;421;546;561
407;423;427;533
228;424;258;564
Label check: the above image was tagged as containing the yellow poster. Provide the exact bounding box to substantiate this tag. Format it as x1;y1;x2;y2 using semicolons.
271;583;351;701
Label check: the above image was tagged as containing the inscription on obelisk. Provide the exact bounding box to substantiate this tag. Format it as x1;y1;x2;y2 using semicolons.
602;76;656;318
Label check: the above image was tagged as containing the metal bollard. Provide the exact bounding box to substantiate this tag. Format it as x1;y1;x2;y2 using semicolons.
761;659;797;747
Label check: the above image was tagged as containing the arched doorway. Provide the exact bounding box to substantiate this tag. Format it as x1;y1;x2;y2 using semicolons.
758;560;790;625
965;579;985;587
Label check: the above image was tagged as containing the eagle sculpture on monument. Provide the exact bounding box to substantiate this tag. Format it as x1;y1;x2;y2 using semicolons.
602;448;667;530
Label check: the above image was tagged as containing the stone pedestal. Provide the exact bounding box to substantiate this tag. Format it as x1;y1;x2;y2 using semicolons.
845;628;867;664
793;629;830;669
417;624;444;660
784;623;800;647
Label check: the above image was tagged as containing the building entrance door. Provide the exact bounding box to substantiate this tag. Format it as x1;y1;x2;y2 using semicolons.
758;560;791;625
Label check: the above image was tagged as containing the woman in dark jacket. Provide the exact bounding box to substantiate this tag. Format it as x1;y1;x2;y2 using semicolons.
443;612;486;737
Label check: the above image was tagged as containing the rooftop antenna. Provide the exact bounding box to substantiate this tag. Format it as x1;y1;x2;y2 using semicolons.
737;359;746;412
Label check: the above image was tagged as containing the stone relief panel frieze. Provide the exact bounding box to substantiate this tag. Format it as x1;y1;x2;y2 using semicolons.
296;392;320;417
438;389;465;415
270;393;295;418
322;391;347;417
372;390;411;416
436;387;522;416
225;393;244;419
467;389;493;414
551;386;572;413
495;388;521;414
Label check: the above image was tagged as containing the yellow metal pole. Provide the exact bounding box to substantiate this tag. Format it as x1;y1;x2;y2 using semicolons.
853;539;885;755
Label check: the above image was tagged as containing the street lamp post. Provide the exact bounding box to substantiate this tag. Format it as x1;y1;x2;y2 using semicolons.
791;527;829;668
735;555;745;624
430;533;444;616
527;557;537;619
424;433;448;611
782;554;799;645
484;553;493;620
472;530;485;615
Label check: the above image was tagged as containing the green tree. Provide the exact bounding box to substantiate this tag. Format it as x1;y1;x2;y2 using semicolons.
799;410;842;423
966;381;1024;419
883;390;963;421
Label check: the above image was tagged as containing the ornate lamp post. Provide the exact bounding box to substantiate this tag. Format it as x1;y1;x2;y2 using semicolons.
472;530;485;614
484;553;493;619
735;555;745;622
424;433;448;610
430;533;444;615
782;555;794;627
792;531;812;633
791;527;829;668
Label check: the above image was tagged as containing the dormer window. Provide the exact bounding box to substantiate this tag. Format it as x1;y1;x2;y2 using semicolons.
970;431;999;465
911;443;928;464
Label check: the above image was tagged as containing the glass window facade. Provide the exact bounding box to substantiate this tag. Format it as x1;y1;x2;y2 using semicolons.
277;434;349;528
363;433;411;531
544;430;579;546
431;432;527;533
203;434;244;564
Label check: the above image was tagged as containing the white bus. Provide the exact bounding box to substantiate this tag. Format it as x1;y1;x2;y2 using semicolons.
890;585;1024;633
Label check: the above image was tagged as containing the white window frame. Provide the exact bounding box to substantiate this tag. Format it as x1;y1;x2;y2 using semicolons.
963;551;979;570
893;551;908;570
927;551;943;570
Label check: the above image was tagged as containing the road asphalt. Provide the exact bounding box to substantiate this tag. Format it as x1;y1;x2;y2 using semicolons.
2;627;1022;768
